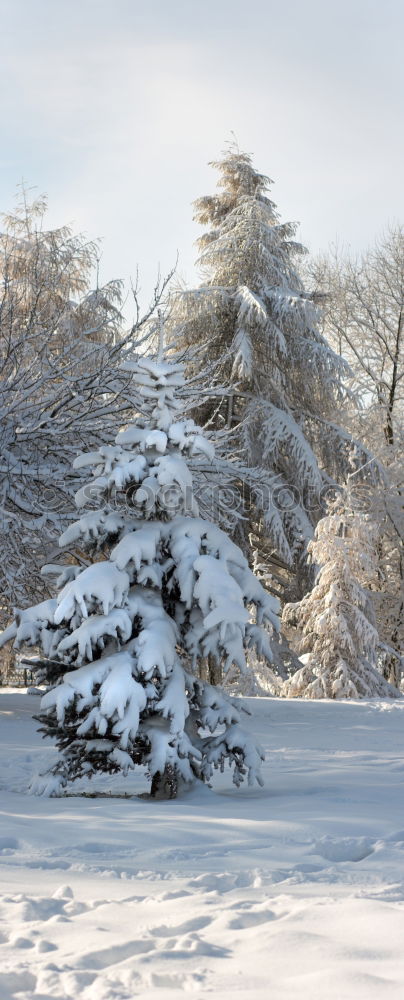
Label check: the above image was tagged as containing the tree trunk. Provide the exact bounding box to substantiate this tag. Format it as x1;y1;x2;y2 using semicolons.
150;764;178;799
208;653;223;686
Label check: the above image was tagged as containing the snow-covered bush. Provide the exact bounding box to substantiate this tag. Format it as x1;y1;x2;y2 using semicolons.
0;351;279;797
282;492;401;699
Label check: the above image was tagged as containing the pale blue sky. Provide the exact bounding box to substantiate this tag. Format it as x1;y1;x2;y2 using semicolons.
1;0;403;318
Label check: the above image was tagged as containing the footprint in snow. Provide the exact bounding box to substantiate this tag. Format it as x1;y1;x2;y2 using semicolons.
0;970;37;996
5;894;70;923
188;870;263;893
155;889;193;901
60;969;98;994
311;836;375;863
147;938;230;960
359;883;404;902
145;970;206;990
36;939;58;953
76;937;155;970
150;915;211;937
227;908;276;930
386;830;404;844
0;836;20;853
52;884;74;899
8;935;35;949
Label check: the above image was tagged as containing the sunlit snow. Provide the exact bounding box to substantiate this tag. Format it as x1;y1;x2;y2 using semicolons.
1;689;404;1000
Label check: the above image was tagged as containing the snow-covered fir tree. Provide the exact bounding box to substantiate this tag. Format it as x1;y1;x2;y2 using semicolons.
0;348;279;797
169;146;372;594
282;491;401;699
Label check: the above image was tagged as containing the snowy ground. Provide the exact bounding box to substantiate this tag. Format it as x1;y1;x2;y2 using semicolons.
1;690;404;1000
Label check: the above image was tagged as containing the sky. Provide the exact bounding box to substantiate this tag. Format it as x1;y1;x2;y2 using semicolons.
1;0;403;321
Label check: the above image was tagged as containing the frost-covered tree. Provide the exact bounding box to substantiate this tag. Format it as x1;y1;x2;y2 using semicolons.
307;229;404;665
0;349;279;797
0;189;172;633
282;492;401;699
169;147;370;591
309;227;403;452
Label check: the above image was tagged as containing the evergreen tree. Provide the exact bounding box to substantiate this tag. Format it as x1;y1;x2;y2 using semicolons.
282;491;400;698
170;147;372;592
0;349;279;797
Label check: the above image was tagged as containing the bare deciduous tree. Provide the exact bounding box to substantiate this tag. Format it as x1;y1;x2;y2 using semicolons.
309;227;404;663
310;226;403;451
0;190;171;634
